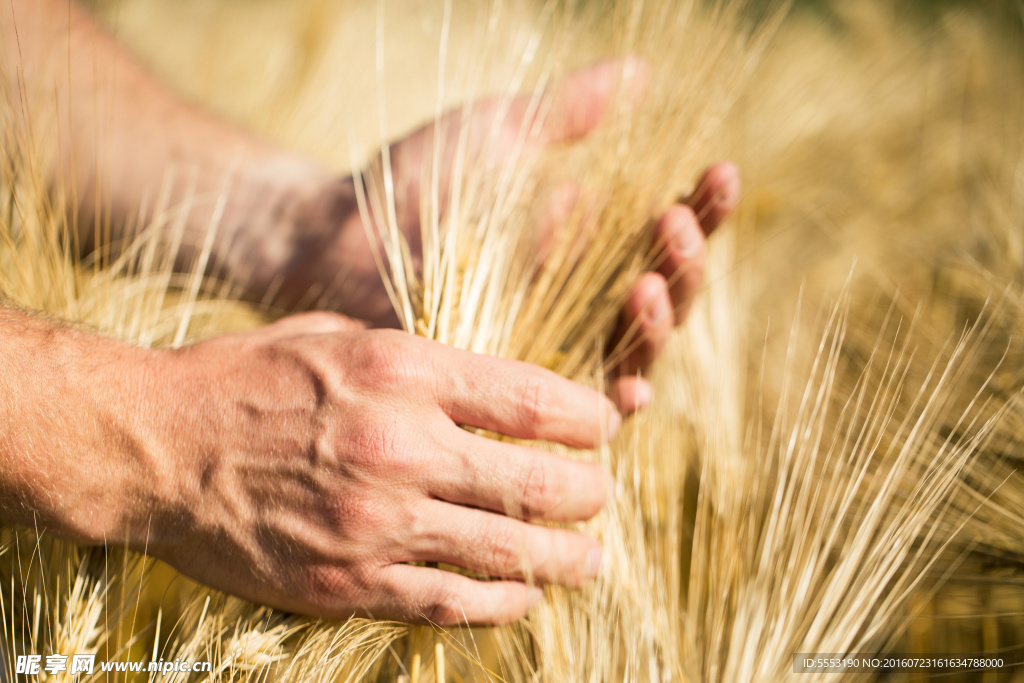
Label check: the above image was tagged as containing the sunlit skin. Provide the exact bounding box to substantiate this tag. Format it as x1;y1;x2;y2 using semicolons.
0;0;738;624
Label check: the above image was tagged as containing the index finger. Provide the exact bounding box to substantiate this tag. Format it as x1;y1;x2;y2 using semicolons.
435;347;620;449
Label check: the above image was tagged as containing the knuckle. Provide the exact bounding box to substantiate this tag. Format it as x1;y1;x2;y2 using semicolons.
514;375;554;436
300;562;380;607
402;500;432;541
482;525;522;576
521;460;560;518
345;561;383;594
300;564;350;600
331;495;387;535
295;310;346;332
357;332;418;386
426;588;467;626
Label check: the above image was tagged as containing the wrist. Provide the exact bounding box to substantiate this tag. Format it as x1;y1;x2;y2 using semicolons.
217;154;393;324
221;156;360;309
279;174;366;307
275;172;399;325
82;339;221;557
88;343;183;549
0;311;179;548
62;338;180;548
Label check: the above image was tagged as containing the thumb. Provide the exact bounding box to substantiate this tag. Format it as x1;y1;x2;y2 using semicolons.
539;57;651;145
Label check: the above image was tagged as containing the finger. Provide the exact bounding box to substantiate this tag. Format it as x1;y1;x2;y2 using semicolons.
606;271;673;377
429;427;610;522
405;501;601;587
685;161;741;235
608;375;653;414
373;564;544;626
438;57;649;170
437;348;621;448
536;57;651;145
654;204;707;322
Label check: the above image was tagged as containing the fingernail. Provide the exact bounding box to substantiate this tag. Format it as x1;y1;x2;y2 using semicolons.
527;586;544;609
586;547;603;578
671;215;701;257
646;294;670;326
716;164;742;211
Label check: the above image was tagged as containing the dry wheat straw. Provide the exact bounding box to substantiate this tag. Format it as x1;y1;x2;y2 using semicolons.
4;0;1024;680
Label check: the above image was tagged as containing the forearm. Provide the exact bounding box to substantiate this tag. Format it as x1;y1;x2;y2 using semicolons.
0;0;337;299
0;305;172;545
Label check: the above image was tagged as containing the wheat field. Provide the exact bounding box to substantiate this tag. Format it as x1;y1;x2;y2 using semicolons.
2;0;1024;681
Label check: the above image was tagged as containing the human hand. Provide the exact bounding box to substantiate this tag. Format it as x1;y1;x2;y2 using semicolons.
606;160;740;412
273;61;739;412
139;312;618;625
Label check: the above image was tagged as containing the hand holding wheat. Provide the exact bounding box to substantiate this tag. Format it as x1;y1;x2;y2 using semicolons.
271;61;739;411
0;305;619;626
136;312;620;624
